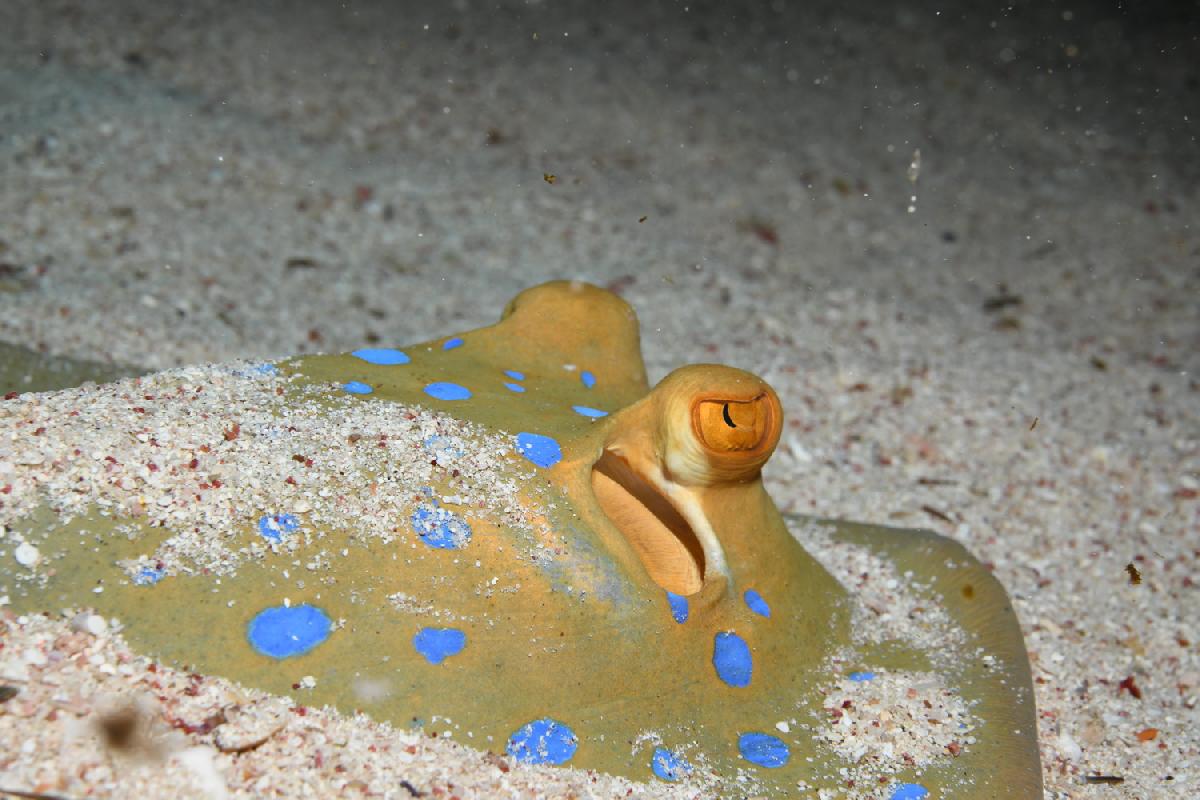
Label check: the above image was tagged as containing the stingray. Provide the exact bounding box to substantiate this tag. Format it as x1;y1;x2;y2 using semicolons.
0;281;1042;797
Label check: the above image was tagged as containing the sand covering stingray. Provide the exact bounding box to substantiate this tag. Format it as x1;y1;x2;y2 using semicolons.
0;281;1042;797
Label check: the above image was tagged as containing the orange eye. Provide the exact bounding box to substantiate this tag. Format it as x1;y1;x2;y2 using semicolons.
693;393;777;454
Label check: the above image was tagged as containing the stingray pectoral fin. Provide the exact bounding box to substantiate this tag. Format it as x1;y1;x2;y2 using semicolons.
591;449;705;595
807;515;1045;798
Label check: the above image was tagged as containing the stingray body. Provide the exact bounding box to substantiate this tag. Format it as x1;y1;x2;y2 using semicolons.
1;282;1042;797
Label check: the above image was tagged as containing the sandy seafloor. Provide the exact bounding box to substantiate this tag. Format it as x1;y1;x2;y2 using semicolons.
0;1;1197;797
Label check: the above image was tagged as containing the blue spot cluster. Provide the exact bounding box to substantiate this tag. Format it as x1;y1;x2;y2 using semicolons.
889;784;930;800
651;747;692;781
227;334;651;773
675;585;802;772
849;671;877;682
743;589;771;618
503;367;528;393
321;334;883;784
352;348;410;365
258;513;300;543
516;432;563;468
423;435;465;459
506;718;578;766
738;732;790;768
342;346;412;396
713;631;753;687
247;604;332;659
413;627;467;664
335;341;610;472
424;382;471;401
133;566;164;586
411;503;473;549
666;591;689;624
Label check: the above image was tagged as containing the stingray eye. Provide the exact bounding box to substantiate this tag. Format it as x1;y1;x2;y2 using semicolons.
656;367;784;487
693;394;778;455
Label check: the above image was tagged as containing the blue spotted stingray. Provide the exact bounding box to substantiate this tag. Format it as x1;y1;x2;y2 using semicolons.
1;282;1042;797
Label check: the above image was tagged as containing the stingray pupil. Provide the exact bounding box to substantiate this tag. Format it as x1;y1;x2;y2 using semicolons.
722;403;737;428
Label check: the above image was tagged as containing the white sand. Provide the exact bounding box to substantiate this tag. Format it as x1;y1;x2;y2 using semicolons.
1;1;1196;797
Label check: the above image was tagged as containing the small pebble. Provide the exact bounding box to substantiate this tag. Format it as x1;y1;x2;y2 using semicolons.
1056;730;1083;762
14;542;39;567
70;612;108;636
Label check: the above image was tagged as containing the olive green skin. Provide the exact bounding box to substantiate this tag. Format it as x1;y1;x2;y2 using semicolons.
2;282;1043;797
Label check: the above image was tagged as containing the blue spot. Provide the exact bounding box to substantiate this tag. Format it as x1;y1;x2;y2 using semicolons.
424;382;471;401
505;718;578;765
738;733;790;768
571;405;608;418
342;381;373;395
134;567;164;586
443;337;464;350
889;785;930;800
251;363;278;376
258;513;300;543
580;369;596;388
423;435;465;458
504;382;526;393
849;671;877;682
411;504;472;549
247;605;331;659
651;747;692;781
666;592;689;624
744;589;771;618
515;432;563;468
713;631;752;687
413;627;467;664
352;347;410;365
504;369;525;380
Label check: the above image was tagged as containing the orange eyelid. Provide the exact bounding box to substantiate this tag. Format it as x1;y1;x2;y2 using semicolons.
691;392;779;456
